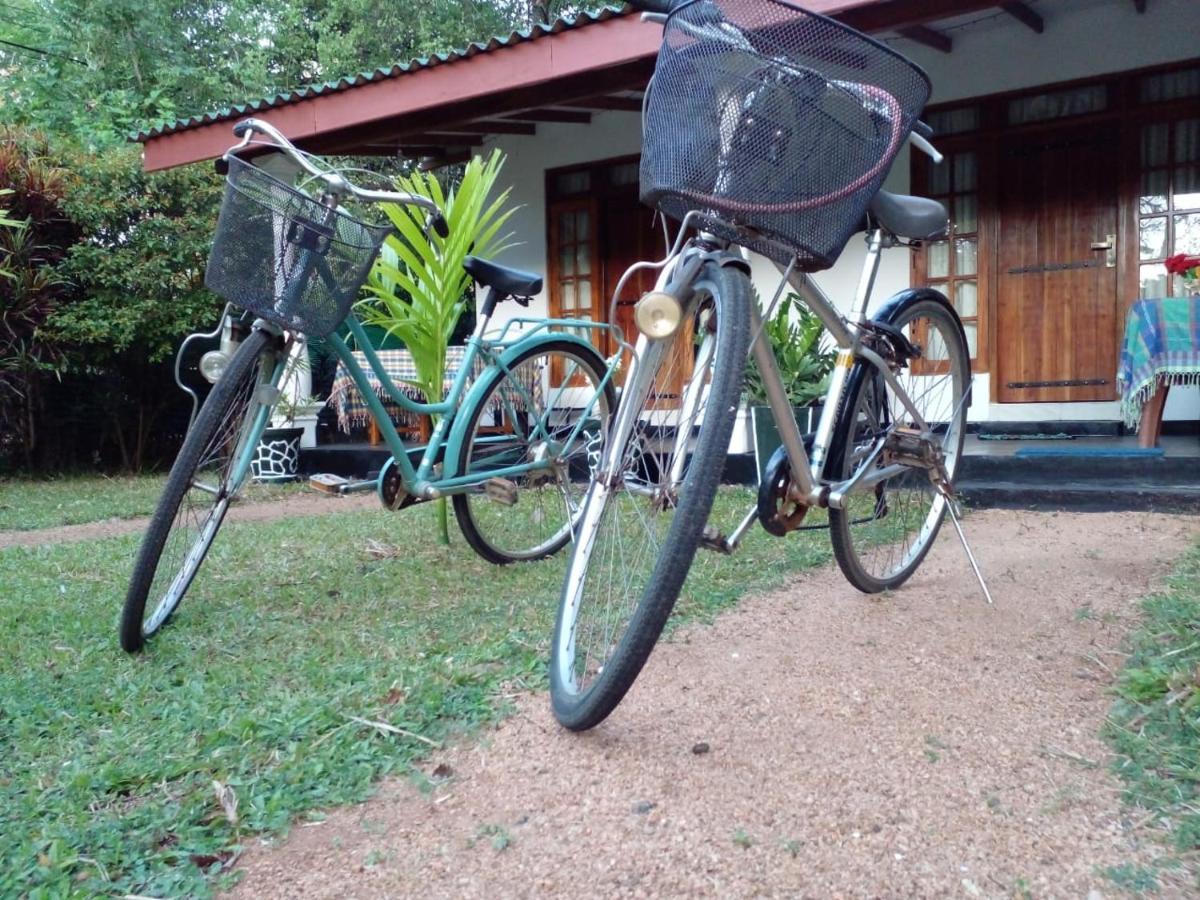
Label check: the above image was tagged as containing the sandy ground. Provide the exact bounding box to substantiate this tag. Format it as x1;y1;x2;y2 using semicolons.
0;491;376;549
219;509;1199;899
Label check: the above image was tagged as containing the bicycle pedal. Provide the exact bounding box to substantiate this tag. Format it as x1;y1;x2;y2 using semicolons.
483;477;519;506
698;525;732;555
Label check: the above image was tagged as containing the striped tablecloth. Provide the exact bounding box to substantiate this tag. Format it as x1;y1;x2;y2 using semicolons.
329;347;542;434
1117;295;1200;427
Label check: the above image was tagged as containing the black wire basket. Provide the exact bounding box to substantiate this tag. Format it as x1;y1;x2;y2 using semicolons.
205;156;393;336
639;0;931;270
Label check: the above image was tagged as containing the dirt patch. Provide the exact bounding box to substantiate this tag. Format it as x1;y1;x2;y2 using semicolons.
0;491;377;549
226;509;1198;898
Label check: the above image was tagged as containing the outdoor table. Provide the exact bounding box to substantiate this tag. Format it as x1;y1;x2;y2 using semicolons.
1117;295;1200;448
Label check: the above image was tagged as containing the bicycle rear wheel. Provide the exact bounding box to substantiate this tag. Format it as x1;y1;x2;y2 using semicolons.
549;261;751;731
827;291;969;593
120;328;283;652
451;339;616;564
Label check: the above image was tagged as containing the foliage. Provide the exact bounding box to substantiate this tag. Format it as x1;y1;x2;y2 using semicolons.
742;292;836;408
1105;542;1200;884
0;486;828;897
359;149;517;543
0;128;78;468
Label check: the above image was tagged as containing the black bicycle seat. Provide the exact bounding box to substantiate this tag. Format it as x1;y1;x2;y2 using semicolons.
868;191;949;241
463;256;543;297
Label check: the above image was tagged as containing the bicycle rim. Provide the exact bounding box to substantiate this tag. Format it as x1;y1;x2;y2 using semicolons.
550;262;751;731
828;297;969;592
453;341;615;563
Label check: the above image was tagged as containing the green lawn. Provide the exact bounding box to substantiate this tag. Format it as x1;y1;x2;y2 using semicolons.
0;476;302;531
0;487;831;898
1106;540;1200;892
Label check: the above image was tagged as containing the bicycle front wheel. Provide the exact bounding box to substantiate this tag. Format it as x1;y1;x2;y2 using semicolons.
827;291;969;593
120;328;283;652
550;262;751;731
451;339;616;564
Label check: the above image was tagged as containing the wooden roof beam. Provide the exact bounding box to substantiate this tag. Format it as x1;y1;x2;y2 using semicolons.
1000;2;1043;33
444;120;536;135
503;108;592;124
899;24;952;53
565;95;643;112
838;0;1000;32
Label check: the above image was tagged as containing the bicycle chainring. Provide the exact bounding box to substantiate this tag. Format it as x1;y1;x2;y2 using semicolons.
755;444;809;537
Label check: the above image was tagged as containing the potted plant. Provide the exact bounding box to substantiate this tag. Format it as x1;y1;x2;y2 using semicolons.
251;341;315;482
741;292;836;481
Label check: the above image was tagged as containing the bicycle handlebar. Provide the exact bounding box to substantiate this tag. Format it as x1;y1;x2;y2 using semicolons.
225;118;448;234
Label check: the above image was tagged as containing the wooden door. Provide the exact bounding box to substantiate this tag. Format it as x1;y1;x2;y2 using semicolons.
995;126;1120;403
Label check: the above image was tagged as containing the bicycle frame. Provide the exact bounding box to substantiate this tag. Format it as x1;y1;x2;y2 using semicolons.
598;227;935;519
247;309;619;502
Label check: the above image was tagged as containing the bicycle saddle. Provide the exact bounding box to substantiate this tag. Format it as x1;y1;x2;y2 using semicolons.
868;191;949;242
463;256;543;297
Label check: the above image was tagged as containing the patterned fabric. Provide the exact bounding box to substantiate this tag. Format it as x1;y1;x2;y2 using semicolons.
1117;295;1200;427
329;347;543;434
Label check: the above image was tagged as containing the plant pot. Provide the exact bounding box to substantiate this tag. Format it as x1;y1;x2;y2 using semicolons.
251;426;303;482
727;404;755;456
750;403;823;484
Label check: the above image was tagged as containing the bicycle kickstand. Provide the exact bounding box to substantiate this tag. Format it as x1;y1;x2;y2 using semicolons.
935;480;994;606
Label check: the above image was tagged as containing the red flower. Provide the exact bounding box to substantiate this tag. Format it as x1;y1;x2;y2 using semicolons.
1165;253;1200;275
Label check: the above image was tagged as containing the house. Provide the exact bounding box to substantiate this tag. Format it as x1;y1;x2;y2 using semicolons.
136;0;1200;437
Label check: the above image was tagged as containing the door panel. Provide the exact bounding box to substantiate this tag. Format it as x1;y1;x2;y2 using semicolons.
996;127;1120;403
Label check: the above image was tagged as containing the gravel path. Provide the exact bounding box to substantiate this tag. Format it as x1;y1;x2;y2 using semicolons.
227;509;1198;898
0;491;376;549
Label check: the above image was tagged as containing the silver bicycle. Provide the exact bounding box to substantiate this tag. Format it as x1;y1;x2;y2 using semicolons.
549;0;976;730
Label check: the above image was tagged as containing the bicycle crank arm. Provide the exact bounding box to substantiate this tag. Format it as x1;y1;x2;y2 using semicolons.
698;504;760;555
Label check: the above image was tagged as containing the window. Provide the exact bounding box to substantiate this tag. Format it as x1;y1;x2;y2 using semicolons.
918;150;980;362
1138;118;1200;297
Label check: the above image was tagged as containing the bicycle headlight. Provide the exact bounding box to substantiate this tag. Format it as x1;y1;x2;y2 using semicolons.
634;291;682;340
199;349;230;384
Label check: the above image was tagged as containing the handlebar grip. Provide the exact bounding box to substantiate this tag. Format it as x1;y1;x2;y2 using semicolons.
232;120;255;138
429;213;450;240
912;119;934;140
214;157;229;176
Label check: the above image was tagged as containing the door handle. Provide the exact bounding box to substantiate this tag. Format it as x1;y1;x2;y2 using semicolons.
1090;234;1116;268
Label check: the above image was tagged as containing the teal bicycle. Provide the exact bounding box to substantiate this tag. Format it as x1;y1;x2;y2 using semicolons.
120;119;618;653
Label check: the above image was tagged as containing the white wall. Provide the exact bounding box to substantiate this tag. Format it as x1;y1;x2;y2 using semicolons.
483;0;1200;425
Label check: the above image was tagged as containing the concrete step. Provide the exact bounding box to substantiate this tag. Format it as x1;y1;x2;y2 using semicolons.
958;479;1200;513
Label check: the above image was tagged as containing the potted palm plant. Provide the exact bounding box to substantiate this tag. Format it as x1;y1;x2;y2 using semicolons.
742;292;836;481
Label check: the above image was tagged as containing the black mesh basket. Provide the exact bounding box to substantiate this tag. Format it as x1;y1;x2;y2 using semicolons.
205;156;393;336
640;0;931;270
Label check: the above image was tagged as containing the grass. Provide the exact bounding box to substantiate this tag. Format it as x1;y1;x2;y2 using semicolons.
0;475;300;531
0;486;831;898
1105;540;1200;891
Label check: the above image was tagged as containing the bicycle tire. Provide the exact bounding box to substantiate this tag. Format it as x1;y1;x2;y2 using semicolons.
827;290;969;593
120;328;282;652
451;339;616;564
549;261;751;731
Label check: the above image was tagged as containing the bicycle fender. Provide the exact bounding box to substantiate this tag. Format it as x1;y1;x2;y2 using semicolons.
443;331;603;471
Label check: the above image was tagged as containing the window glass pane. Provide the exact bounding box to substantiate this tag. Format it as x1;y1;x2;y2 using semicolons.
1140;216;1168;260
926;106;979;136
1141;170;1169;214
560;213;575;243
1140;263;1169;298
928;241;950;278
953;153;977;192
954;194;977;233
554;171;590;195
575;211;590;240
927;157;950;195
955;239;977;276
1008;85;1106;124
609;162;639;186
561;279;576;307
924;326;947;362
1175;212;1200;254
576;243;590;272
576;279;592;310
1175;119;1200;163
955;280;978;317
962;323;978;359
1176;166;1200;209
559;245;574;275
1142;123;1170;167
1141;67;1200;103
